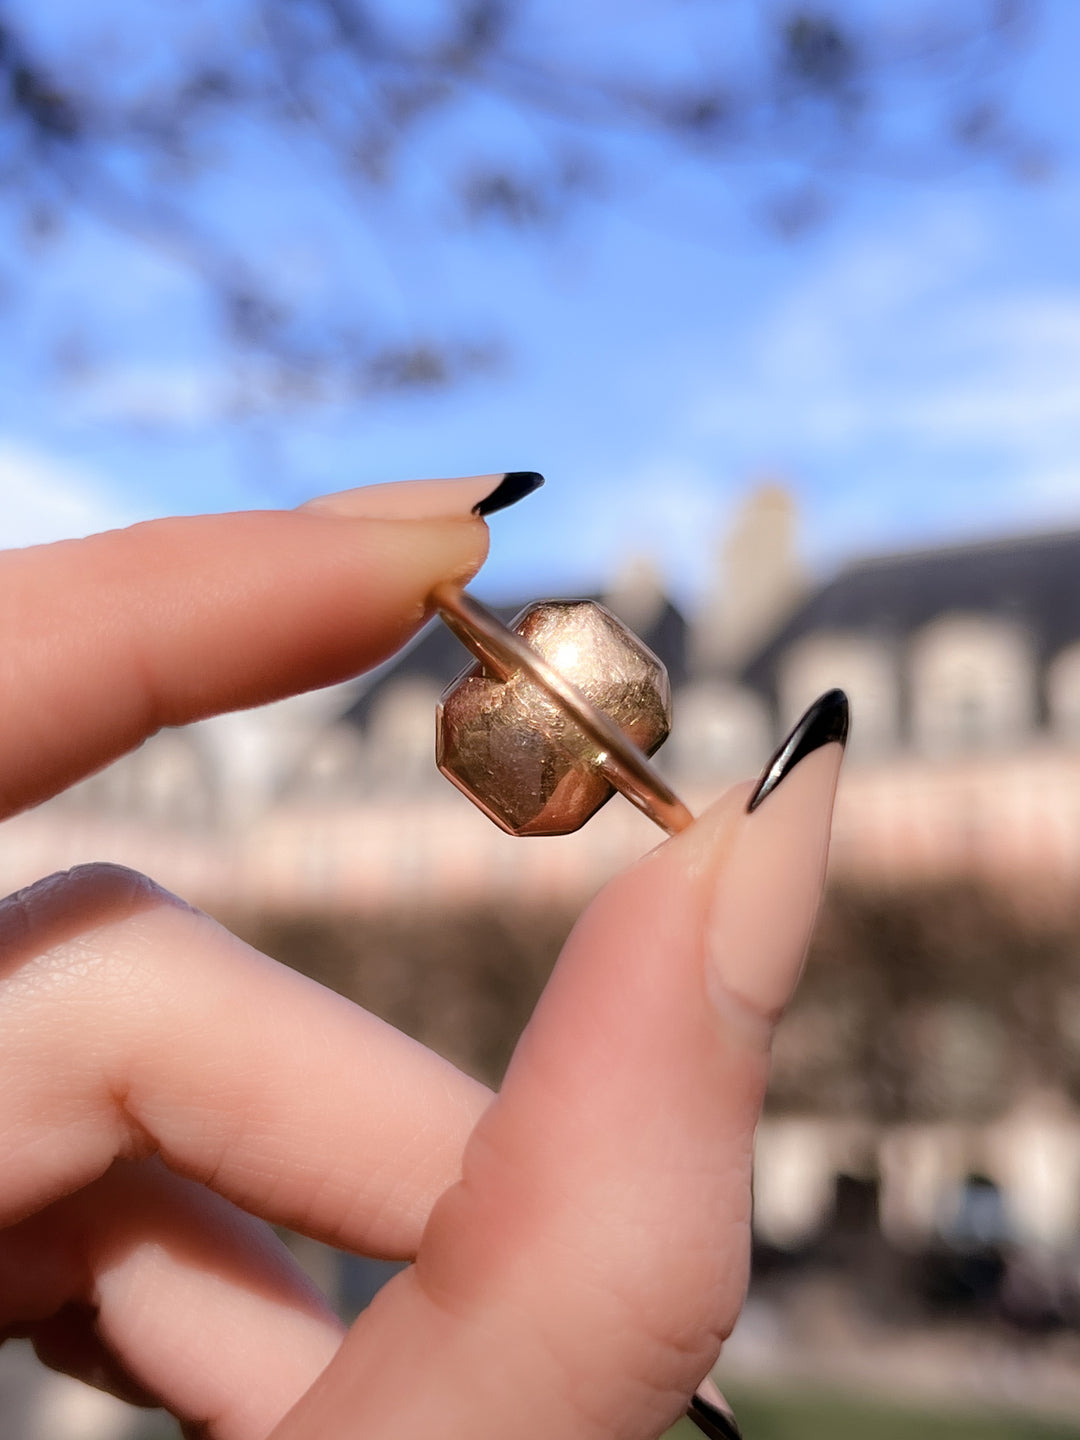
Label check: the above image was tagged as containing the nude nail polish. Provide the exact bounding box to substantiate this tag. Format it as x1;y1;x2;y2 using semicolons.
705;692;848;1023
302;471;544;520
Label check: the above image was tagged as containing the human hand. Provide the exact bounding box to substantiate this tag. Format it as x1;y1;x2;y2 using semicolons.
0;474;845;1439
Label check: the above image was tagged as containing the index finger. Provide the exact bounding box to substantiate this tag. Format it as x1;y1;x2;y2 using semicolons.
0;489;489;818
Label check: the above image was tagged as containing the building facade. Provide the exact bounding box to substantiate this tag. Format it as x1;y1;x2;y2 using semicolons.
8;487;1080;1268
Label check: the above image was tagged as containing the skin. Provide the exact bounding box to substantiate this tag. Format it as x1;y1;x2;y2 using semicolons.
0;482;843;1439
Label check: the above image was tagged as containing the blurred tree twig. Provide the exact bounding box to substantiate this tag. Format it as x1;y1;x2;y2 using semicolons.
0;0;1048;414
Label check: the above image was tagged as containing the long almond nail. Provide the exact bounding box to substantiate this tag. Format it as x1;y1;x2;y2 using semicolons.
688;1377;744;1439
746;688;849;812
705;691;848;1022
302;471;543;521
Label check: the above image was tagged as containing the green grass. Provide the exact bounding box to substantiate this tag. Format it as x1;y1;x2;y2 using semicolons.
135;1386;1080;1439
663;1387;1080;1440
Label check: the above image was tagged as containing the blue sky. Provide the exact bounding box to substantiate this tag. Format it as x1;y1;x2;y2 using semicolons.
1;0;1079;609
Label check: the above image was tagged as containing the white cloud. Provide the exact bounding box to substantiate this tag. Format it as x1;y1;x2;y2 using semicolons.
0;442;133;549
695;206;1080;464
65;366;228;428
876;294;1080;448
569;457;735;605
674;186;1080;579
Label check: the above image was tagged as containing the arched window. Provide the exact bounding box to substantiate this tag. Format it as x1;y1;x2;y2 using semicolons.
908;614;1035;754
285;724;367;803
753;1119;836;1248
136;731;215;825
1047;642;1080;742
59;731;215;826
667;682;770;780
366;677;445;793
777;632;897;758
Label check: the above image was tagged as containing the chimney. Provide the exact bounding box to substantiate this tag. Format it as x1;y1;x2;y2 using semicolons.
603;553;667;635
693;481;804;675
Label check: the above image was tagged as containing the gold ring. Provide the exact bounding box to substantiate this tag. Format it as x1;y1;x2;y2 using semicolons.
431;582;694;836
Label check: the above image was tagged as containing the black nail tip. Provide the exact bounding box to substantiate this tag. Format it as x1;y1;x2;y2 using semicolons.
687;1392;744;1439
472;471;545;517
746;687;849;814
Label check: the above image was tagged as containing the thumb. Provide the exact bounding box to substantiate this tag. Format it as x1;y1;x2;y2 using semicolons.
274;695;847;1440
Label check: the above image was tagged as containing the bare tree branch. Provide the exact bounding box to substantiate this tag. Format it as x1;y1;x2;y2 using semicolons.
0;1;1048;416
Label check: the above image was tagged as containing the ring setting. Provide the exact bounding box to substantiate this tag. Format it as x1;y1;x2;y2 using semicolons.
432;581;694;837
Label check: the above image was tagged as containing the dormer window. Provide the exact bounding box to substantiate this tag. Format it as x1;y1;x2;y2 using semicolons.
908;615;1035;754
668;682;770;779
1048;643;1080;742
366;677;445;792
777;632;897;758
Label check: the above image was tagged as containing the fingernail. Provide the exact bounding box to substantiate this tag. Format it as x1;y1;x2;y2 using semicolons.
688;1381;744;1440
746;688;849;812
470;470;544;516
301;471;543;521
705;691;848;1022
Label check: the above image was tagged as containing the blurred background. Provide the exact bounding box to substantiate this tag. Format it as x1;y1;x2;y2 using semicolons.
1;0;1080;1436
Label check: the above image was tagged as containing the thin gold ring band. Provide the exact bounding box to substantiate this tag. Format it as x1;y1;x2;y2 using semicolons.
431;582;695;836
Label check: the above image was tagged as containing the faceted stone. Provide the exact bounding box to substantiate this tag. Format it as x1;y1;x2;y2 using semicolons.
436;599;671;836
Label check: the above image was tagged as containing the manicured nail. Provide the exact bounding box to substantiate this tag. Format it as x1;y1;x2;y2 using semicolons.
471;470;544;516
746;688;849;812
687;1386;744;1440
302;472;543;521
705;691;848;1021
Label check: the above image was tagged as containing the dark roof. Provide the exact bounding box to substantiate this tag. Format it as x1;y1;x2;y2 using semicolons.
742;527;1080;702
345;593;690;728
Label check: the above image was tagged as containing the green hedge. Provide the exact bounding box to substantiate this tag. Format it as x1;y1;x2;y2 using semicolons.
664;1388;1080;1440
